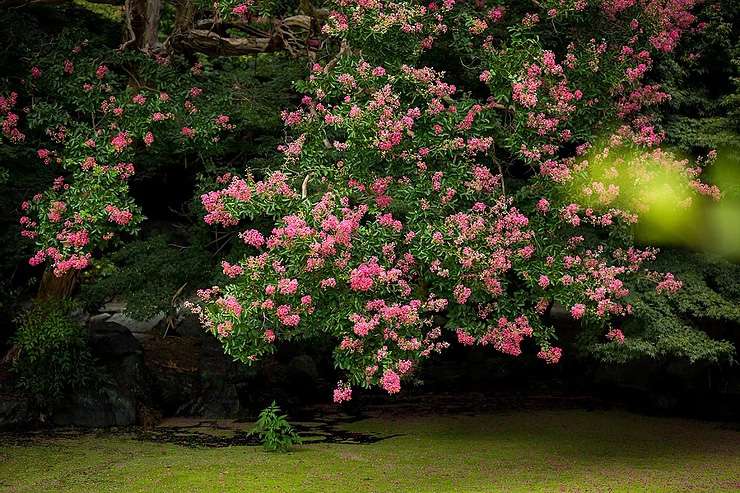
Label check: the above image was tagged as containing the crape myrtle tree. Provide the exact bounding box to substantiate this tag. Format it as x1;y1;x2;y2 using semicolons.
186;0;725;401
12;0;730;400
6;0;330;300
14;43;236;298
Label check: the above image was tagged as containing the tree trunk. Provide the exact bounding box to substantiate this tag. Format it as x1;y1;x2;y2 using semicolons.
36;269;78;301
122;0;162;52
172;0;195;37
163;0;197;59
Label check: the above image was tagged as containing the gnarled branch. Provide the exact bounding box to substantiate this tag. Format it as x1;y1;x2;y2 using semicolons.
172;14;315;57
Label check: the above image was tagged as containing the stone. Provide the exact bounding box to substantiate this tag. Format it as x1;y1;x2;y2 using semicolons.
172;309;206;338
88;313;111;325
98;300;127;313
52;387;136;427
107;312;164;335
49;317;155;428
0;394;32;430
88;320;142;357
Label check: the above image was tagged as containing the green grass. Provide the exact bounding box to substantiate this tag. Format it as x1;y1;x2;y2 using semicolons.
1;410;739;492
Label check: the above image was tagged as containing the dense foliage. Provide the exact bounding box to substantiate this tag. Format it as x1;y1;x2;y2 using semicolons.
11;301;95;406
655;0;740;152
584;249;738;363
80;235;212;321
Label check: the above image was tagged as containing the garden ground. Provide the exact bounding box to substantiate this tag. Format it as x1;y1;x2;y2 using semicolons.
1;408;739;492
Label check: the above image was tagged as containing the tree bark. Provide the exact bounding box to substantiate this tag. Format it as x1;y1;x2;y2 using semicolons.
0;0;121;9
36;269;78;301
175;28;276;56
173;15;315;57
121;0;162;52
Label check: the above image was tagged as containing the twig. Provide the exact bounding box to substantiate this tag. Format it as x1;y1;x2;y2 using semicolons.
301;173;312;198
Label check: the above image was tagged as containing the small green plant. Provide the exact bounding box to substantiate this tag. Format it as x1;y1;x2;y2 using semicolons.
250;401;301;452
11;300;95;408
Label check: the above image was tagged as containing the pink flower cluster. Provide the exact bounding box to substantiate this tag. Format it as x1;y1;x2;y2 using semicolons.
537;346;562;364
655;273;682;294
606;328;625;343
0;92;25;143
105;205;133;225
479;316;533;356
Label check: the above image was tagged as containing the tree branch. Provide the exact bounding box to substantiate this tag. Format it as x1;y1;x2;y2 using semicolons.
173;15;315;57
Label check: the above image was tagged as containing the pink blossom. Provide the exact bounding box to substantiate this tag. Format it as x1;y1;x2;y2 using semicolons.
240;229;265;248
276;304;300;326
656;273;682;294
606;328;625;343
453;284;471;304
217;321;233;337
538;275;550;288
397;360;413;375
349;258;384;292
105;205;133;225
537;346;562;364
320;278;337;289
570;304;586;320
220;296;242;317
37;149;51;165
95;65;108;80
380;369;401;394
333;382;353;403
456;329;476;346
110;131;132;153
278;278;298;295
222;261;244;278
232;1;253;16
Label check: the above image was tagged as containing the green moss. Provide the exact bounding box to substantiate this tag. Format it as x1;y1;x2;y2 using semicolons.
1;410;739;492
72;0;123;21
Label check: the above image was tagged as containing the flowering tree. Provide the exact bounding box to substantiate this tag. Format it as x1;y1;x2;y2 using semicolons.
12;0;726;397
189;0;722;401
15;37;234;297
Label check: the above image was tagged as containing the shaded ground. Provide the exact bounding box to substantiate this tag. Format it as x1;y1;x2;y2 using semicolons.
132;414;396;447
1;409;740;492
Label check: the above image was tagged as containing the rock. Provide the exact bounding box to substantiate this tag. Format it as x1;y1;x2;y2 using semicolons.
173;310;206;338
0;394;32;430
549;302;569;321
88;320;142;357
52;387;136;427
178;381;241;418
202;383;241;417
107;312;164;336
88;313;111;325
50;317;155;428
99;300;127;313
69;308;91;325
